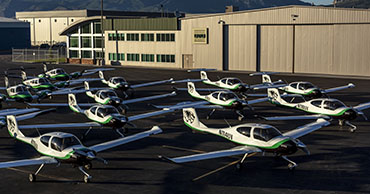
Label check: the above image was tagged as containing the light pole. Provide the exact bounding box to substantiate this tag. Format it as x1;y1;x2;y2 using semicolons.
100;0;105;66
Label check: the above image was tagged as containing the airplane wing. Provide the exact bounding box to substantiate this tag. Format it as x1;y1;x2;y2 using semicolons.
127;109;174;122
18;122;101;129
16;108;55;121
0;108;40;116
175;87;225;92
82;68;115;76
0;87;6;90
48;89;87;96
151;101;210;110
262;114;329;121
130;79;173;89
247;97;270;105
246;93;268;97
282;118;330;139
322;83;355;94
161;145;261;163
89;126;162;153
68;78;102;86
27;102;93;107
122;91;176;105
171;79;206;84
251;83;286;90
353;102;370;111
0;156;58;169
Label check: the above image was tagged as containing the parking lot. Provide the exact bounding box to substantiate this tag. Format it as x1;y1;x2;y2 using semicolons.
0;58;370;194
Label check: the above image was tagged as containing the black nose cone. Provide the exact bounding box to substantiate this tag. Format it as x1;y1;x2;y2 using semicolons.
277;140;298;155
343;109;357;120
310;89;322;98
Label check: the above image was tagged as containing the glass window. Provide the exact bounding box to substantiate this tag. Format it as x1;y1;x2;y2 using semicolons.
81;51;92;58
212;92;219;99
90;106;97;114
119;53;125;61
93;37;103;48
299;82;315;90
228;78;241;85
81;37;91;48
93;22;102;34
40;136;51;147
156;54;175;63
59;136;81;150
109;53;117;61
94;51;104;59
127;33;139;41
141;33;154;41
253;127;281;142
69;37;79;48
237;127;251;137
127;53;140;61
156;33;175;42
141;54;154;62
81;23;91;34
69;50;79;58
323;100;345;110
311;100;322;108
118;33;124;41
51;137;63;151
221;78;227;84
70;28;78;34
108;33;114;41
290;83;298;89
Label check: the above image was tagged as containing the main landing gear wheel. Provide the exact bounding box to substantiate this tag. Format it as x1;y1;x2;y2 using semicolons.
288;163;296;171
84;162;92;170
84;175;91;183
29;173;36;182
238;116;244;121
236;162;243;171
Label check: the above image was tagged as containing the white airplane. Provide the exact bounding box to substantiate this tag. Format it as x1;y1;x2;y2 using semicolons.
252;72;355;98
39;63;114;81
265;88;370;132
21;93;197;137
0;108;54;127
0;115;161;183
160;108;330;170
200;71;285;96
98;71;173;97
185;82;269;120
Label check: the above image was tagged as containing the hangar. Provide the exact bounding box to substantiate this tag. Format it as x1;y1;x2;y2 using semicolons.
0;17;30;51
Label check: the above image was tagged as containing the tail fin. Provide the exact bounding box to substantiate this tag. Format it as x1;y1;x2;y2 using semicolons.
183;108;207;130
187;82;203;99
262;74;272;84
84;81;94;98
4;76;9;88
267;88;282;103
21;70;27;81
43;63;48;73
99;71;107;84
200;71;209;80
68;94;83;113
7;115;25;138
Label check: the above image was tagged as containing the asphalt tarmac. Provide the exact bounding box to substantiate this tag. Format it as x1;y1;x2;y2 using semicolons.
0;57;369;194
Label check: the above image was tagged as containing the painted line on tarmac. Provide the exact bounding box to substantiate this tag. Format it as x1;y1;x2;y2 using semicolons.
7;167;73;182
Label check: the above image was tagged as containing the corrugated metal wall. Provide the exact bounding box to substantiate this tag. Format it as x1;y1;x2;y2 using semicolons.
228;25;256;71
260;25;293;72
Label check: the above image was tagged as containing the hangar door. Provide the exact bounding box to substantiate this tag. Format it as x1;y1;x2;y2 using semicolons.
228;25;257;71
295;25;334;74
260;25;293;73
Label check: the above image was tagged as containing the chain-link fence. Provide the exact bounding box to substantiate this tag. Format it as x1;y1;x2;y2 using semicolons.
12;48;67;64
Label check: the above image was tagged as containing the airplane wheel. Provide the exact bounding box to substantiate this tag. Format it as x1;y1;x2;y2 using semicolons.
288;163;295;171
29;174;36;182
350;128;356;133
84;162;92;170
238;116;244;121
84;175;91;183
206;116;210;120
236;163;243;170
121;108;127;115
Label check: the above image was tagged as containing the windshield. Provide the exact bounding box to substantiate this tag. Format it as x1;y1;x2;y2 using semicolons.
16;86;25;92
38;78;50;84
55;69;65;74
98;107;119;117
253;127;281;141
219;92;237;101
112;78;126;84
299;83;315;90
323;100;346;110
51;136;81;151
227;78;241;85
101;91;117;98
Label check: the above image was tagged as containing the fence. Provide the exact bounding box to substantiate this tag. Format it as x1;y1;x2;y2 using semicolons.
12;48;67;64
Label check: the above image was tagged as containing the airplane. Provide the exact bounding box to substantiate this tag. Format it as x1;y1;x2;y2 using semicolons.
98;71;173;98
0;108;54;127
184;82;269;120
0;76;43;103
0;115;162;183
20;93;197;137
264;88;370;132
199;71;285;98
39;63;114;81
251;72;355;98
159;108;330;170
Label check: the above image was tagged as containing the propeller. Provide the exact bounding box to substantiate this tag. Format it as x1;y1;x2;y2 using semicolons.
292;138;310;155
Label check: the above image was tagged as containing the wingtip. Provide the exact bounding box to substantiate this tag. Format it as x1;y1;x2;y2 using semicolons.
158;155;175;163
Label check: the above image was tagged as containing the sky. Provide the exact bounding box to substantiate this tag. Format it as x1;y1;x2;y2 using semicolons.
302;0;333;5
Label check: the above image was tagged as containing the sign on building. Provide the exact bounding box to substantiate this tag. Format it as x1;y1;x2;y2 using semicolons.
193;28;208;44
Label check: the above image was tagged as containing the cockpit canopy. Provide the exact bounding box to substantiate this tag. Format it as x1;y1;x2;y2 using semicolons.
50;135;81;151
38;78;50;84
310;99;346;110
221;78;242;86
110;77;126;84
90;106;119;117
253;127;282;141
212;91;238;101
54;68;66;75
98;90;117;99
298;82;316;90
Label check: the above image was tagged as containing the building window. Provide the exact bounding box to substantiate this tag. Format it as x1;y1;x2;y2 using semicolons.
108;33;118;41
156;33;175;42
69;50;79;58
69;37;79;48
127;33;139;41
157;54;175;63
93;22;102;34
93;37;103;48
71;28;78;34
81;23;91;34
141;33;154;42
81;37;91;48
119;53;125;61
81;51;92;58
127;53;140;61
118;33;124;41
109;53;116;61
141;54;154;62
94;51;104;59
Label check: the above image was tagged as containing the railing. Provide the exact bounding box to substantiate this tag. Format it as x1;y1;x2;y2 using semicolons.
12;48;66;64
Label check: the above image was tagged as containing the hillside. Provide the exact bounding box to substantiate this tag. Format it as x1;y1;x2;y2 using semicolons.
335;0;370;8
0;0;310;18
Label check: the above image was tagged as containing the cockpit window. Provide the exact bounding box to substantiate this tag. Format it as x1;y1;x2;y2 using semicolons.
100;91;117;99
290;83;298;89
219;92;237;101
227;78;241;85
40;135;51;147
220;78;227;84
212;92;219;99
299;83;315;90
56;69;65;74
39;78;49;84
97;107;119;117
253;127;281;142
90;106;97;114
16;86;25;92
311;100;322;108
323;100;345;110
237;127;251;137
51;136;81;151
112;78;126;84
